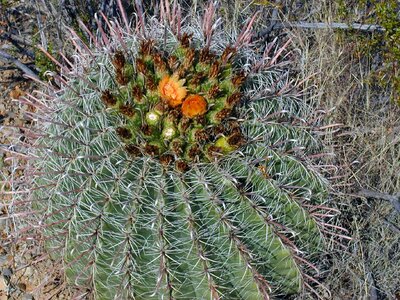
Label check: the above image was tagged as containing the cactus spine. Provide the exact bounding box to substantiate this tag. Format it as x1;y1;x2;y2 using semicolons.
6;2;338;299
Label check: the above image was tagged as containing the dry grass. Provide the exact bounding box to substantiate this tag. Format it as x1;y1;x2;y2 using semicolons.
288;1;400;299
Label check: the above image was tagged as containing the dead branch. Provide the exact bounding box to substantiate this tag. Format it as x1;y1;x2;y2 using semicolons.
264;0;282;35
276;22;385;32
358;188;400;213
257;21;385;40
0;50;39;80
0;32;33;48
0;33;35;59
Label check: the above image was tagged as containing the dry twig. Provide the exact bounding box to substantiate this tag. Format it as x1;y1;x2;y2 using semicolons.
358;188;400;213
257;21;385;40
0;50;38;80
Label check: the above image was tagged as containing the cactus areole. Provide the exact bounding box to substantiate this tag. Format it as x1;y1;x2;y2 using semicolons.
10;3;338;300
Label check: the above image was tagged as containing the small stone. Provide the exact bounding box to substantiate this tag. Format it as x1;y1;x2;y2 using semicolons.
22;267;33;277
22;294;33;300
0;275;8;300
9;86;25;99
17;282;26;291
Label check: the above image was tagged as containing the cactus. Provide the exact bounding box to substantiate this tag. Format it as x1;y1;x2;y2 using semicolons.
5;2;340;299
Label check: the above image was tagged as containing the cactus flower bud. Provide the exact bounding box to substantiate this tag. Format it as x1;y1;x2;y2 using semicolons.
162;126;177;140
215;135;234;153
145;111;161;126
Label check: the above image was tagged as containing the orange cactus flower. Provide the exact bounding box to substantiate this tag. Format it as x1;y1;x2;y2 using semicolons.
158;74;187;107
182;95;208;118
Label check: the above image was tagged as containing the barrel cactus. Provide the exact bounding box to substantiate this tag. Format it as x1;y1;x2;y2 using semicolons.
6;2;338;299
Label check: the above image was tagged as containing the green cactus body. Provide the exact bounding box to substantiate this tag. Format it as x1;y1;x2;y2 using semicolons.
9;4;338;300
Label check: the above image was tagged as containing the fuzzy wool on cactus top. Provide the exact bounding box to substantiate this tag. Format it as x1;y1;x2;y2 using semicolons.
2;1;346;299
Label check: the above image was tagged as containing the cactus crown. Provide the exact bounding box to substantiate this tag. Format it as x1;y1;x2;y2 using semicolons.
3;2;343;300
105;35;245;170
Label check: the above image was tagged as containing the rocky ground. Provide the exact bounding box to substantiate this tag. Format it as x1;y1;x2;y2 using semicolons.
0;3;74;299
